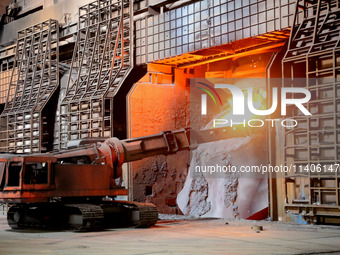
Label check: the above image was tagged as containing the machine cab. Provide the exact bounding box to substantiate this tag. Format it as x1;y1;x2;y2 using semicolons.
0;154;56;199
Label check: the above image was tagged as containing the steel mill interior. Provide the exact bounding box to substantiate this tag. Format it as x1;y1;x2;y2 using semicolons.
1;0;340;254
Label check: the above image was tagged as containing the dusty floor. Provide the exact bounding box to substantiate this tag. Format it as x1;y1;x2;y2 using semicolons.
1;215;340;255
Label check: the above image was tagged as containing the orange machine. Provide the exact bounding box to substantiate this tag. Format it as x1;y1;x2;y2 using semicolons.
0;126;248;230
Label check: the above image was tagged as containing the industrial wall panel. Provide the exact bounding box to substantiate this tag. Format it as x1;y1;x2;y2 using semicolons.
282;0;340;222
136;0;297;64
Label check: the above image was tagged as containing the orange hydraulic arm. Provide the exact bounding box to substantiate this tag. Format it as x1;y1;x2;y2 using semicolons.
51;126;250;178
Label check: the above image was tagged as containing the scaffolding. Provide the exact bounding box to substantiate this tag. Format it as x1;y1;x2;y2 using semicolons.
59;0;133;149
283;0;340;222
0;19;59;153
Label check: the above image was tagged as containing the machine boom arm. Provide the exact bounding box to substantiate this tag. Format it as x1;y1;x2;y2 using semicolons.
116;126;250;163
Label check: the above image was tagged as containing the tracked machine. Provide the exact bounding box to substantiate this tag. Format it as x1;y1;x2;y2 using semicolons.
0;127;248;230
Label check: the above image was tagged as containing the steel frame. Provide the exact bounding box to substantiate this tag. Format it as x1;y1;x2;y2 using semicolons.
59;0;133;150
0;19;59;153
0;69;16;105
135;0;298;65
282;0;340;221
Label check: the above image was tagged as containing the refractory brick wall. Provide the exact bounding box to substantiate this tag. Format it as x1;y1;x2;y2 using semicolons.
127;63;206;213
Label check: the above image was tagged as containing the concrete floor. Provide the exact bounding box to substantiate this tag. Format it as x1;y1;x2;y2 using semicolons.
1;215;340;255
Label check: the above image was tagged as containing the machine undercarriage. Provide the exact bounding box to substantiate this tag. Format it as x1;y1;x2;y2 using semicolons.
7;200;158;231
